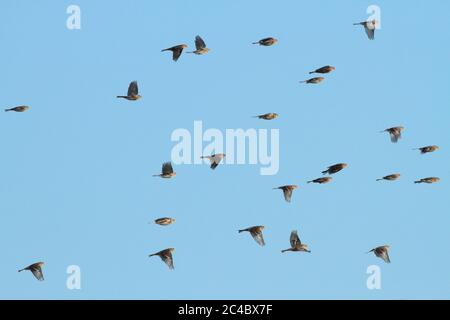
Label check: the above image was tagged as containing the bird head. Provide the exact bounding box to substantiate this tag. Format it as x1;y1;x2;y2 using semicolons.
169;248;175;253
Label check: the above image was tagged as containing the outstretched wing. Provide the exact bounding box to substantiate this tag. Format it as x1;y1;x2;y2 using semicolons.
160;251;174;269
283;188;293;203
128;81;139;96
250;229;265;246
173;47;184;61
195;35;206;50
30;265;44;281
162;162;174;175
389;130;401;143
364;24;375;40
290;230;301;248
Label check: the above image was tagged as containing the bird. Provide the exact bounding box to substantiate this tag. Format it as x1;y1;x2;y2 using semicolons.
117;81;142;101
154;217;176;226
367;245;390;263
354;19;378;40
300;77;325;84
149;248;175;270
161;44;188;61
307;177;333;184
239;226;265;247
201;154;226;170
282;230;311;253
187;36;210;55
414;145;439;154
5;106;30;112
322;163;348;175
415;177;440;184
18;262;45;281
273;185;298;203
153;162;176;178
253;113;279;120
377;174;401;182
309;66;335;74
252;37;278;46
381;126;405;143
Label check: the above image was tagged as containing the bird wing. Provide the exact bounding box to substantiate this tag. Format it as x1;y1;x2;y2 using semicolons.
389;130;401;143
195;36;206;50
290;230;301;248
250;230;265;246
128;81;139;96
364;24;375;40
283;188;293;202
161;251;174;269
162;162;174;175
378;248;391;263
30;265;44;281
172;47;184;61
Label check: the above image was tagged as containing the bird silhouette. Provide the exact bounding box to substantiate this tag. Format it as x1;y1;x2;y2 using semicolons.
5;106;30;112
309;66;335;74
18;262;45;281
377;174;401;182
381;126;405;143
153;162;176;178
154;217;176;226
252;37;278;46
307;177;333;184
415;177;440;184
414;146;439;154
201;154;225;170
187;36;210;55
253;113;279;120
322;163;348;175
367;246;390;263
117;81;141;101
149;248;175;270
162;44;188;61
300;77;325;84
282;230;311;253
273;185;298;203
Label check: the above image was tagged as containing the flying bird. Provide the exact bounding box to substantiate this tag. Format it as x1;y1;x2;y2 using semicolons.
307;177;333;184
18;262;45;281
273;185;298;203
354;20;378;40
117;81;142;101
377;174;401;182
414;177;440;184
300;77;325;84
149;248;175;270
367;245;390;263
253;113;279;120
381;126;405;143
252;37;278;46
414;145;439;154
154;217;176;226
201;154;225;170
322;163;348;175
153;162;176;178
309;66;335;74
187;36;210;55
282;230;311;253
5;106;30;112
161;44;188;61
239;226;265;247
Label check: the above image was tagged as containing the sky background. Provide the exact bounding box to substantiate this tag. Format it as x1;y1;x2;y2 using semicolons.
1;0;449;300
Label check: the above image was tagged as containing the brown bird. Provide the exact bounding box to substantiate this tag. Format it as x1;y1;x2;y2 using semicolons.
307;177;333;184
161;44;188;61
367;245;390;263
252;37;278;46
381;126;405;143
322;163;348;175
253;113;279;120
18;262;45;281
354;20;378;40
309;66;335;74
187;36;210;55
274;185;298;203
149;248;175;270
414;145;439;154
377;174;401;182
415;177;440;184
282;230;311;253
300;77;325;84
153;162;176;178
239;226;265;247
5;106;30;112
154;217;176;226
117;81;142;101
201;153;226;170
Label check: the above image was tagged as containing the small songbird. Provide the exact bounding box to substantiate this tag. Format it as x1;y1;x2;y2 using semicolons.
117;81;142;101
153;162;176;178
154;217;176;226
149;248;175;270
377;174;401;182
18;262;45;281
252;37;278;46
282;230;311;253
309;66;335;74
354;20;378;40
414;145;439;154
300;77;325;84
239;226;265;247
415;177;440;184
307;177;333;184
201;154;226;170
187;36;210;55
273;185;298;203
322;163;348;175
381;126;405;143
367;245;390;263
5;106;30;112
253;113;279;120
161;44;188;62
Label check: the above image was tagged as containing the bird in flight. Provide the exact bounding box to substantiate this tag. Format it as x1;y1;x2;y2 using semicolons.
187;36;210;55
282;230;311;253
322;163;348;175
307;177;333;184
18;262;45;281
154;217;176;226
161;44;188;62
5;106;30;112
300;77;325;84
367;245;390;263
117;81;142;101
201;154;226;170
153;162;176;179
149;248;175;270
239;226;265;247
414;145;439;154
381;126;405;143
354;19;378;40
273;185;298;203
252;37;278;46
309;66;335;74
415;177;440;184
377;174;401;182
253;113;279;120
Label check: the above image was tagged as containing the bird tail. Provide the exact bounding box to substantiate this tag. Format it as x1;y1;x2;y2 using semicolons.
4;109;11;112
376;179;383;181
149;253;157;257
161;48;169;52
238;229;245;233
281;249;290;253
299;80;307;83
307;180;313;184
117;96;127;99
321;170;328;175
18;269;25;272
252;42;259;45
414;180;421;184
309;71;315;75
152;174;161;177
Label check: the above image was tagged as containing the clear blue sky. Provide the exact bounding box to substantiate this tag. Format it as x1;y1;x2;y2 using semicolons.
1;0;449;299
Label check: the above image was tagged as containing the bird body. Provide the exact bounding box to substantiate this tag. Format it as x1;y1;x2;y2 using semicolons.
307;177;333;184
300;77;325;84
377;174;401;182
162;44;188;61
274;185;298;203
415;177;440;184
149;248;175;270
253;37;278;46
282;231;310;253
239;226;265;246
414;145;439;154
201;154;226;170
18;262;45;281
322;163;348;175
153;162;176;178
368;246;390;263
117;81;141;101
155;217;176;226
309;66;335;74
5;106;29;112
381;126;404;143
253;113;279;120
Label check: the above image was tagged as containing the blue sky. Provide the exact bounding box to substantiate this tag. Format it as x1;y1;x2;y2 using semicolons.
1;0;449;299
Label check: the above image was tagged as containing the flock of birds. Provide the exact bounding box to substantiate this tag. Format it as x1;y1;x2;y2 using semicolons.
9;18;441;280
